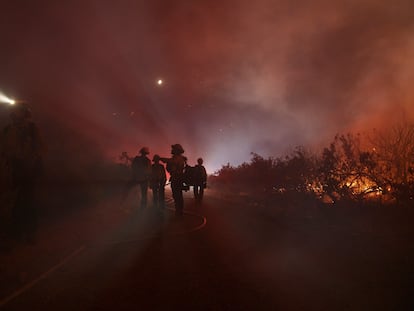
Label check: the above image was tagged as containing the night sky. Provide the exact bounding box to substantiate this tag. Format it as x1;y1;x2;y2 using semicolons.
1;0;414;172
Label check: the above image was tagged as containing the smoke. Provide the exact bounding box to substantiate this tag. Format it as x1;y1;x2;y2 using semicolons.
0;0;413;173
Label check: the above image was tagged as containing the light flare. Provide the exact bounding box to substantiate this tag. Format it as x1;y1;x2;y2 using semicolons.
0;92;16;105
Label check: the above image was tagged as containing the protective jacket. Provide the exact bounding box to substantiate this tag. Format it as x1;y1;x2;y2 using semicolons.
131;155;151;183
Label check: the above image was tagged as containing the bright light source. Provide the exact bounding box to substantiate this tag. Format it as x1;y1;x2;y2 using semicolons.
157;79;163;86
0;92;16;105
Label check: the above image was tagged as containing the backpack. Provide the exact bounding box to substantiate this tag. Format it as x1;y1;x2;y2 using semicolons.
183;165;195;186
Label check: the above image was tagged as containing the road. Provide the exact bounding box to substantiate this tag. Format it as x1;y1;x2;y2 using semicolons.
1;189;414;310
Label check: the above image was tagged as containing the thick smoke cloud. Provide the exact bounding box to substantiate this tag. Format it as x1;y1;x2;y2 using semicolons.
0;0;413;173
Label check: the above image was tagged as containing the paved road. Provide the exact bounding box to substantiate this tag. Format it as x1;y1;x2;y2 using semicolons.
1;190;414;310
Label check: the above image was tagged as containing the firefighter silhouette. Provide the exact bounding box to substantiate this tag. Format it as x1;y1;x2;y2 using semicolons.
1;103;45;243
161;144;186;216
150;154;166;210
193;158;207;203
130;147;151;208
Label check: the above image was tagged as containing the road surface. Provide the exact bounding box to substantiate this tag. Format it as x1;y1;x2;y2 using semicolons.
1;189;414;310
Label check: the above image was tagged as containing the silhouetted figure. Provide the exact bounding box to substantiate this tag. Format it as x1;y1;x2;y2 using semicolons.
150;154;166;210
130;147;151;208
193;158;207;203
1;103;44;244
161;144;187;216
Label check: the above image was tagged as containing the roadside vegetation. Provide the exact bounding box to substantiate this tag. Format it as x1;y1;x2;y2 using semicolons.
210;123;414;208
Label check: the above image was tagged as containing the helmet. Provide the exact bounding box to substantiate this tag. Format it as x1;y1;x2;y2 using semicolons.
171;144;184;155
139;147;150;155
153;154;160;161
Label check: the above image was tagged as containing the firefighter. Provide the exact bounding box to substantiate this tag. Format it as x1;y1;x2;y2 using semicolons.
161;144;187;216
193;158;207;203
1;103;45;243
130;147;151;208
150;154;166;210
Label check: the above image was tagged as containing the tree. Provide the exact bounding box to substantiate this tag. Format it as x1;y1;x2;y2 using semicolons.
318;133;379;202
119;151;133;167
370;123;414;204
274;146;318;195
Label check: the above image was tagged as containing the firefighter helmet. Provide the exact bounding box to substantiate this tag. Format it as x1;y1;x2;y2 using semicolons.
171;144;184;155
139;147;150;155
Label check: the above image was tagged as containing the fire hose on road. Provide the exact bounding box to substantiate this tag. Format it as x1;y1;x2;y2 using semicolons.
0;197;207;308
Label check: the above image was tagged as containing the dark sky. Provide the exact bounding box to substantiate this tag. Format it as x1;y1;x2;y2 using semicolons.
1;0;414;172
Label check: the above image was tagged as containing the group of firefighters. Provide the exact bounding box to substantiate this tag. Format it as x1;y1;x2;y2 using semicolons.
0;102;207;246
127;144;207;216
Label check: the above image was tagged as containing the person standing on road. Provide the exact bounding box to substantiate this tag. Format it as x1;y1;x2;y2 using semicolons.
161;144;187;216
150;154;166;210
193;158;207;204
131;147;151;209
1;103;45;244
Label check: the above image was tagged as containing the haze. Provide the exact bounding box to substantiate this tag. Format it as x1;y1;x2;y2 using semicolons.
1;0;413;173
